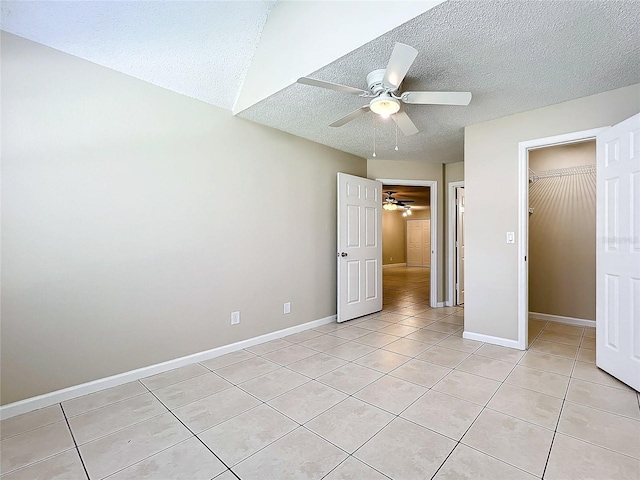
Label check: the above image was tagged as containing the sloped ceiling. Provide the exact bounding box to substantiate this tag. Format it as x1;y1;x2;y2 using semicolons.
2;1;639;164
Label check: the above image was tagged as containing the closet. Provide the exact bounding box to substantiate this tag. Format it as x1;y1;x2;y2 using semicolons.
406;219;430;267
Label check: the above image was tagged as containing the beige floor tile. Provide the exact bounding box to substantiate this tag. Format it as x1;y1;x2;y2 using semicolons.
0;449;86;480
355;417;456;479
401;390;483;440
312;322;350;333
406;329;449;344
173;386;261;433
424;322;463;334
300;335;349;352
414;310;449;321
456;355;515;382
68;393;166;445
505;365;570;398
306;397;394;453
417;346;470;368
543;322;585;337
378;323;420;337
107;437;227;480
437;335;484;353
214;471;236;480
79;413;190;479
572;360;634;390
545;433;640;480
317;363;383;395
283;329;324;343
433;370;501;405
140;363;209;391
487;383;563;429
580;336;596;350
461;409;554;477
433;443;538;480
440;314;464;326
558;401;640;459
0;404;65;440
529;340;578;359
354;332;399;348
268;381;347;424
198;404;298;466
538;330;583;347
354;319;393;331
566;378;640;419
397;316;437;328
324;456;388;480
378;313;413;324
391;306;431;316
200;349;256;371
518;351;574;376
62;382;148;419
153;372;232;409
327;326;370;340
261;344;317;366
577;347;596;363
355;376;427;415
245;338;293;355
583;326;596;338
323;341;377;361
214;356;280;384
238;367;309;401
353;349;411;373
233;427;347;480
0;421;75;475
474;343;525;363
390;359;451;388
382;338;431;357
286;352;347;378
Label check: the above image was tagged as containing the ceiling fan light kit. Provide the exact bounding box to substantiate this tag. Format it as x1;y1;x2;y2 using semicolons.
297;42;472;140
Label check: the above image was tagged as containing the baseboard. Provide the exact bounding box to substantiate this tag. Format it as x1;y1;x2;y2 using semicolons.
0;314;336;420
463;331;523;350
383;263;407;267
529;312;595;328
436;302;445;308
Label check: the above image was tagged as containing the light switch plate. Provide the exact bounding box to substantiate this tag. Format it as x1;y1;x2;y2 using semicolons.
284;302;291;314
506;232;515;244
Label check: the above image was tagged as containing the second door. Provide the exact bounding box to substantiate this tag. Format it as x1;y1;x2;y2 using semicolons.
407;219;431;267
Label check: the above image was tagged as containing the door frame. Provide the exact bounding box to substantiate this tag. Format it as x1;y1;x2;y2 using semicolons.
376;178;438;308
516;127;608;350
447;181;464;307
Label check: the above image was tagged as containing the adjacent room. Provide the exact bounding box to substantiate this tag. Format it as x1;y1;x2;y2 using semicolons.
1;1;639;479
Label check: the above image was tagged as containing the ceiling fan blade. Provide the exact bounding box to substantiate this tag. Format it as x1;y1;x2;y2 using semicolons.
330;106;370;127
396;200;415;203
401;91;472;106
392;110;419;136
382;43;418;90
297;77;368;96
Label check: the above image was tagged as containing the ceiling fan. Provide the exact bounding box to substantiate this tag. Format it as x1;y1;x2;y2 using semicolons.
297;43;472;136
383;191;414;211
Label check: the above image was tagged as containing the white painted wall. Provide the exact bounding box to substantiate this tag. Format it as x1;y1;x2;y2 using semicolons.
464;84;640;341
233;0;443;114
0;33;366;404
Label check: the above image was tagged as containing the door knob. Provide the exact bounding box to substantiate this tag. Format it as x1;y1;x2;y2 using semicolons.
340;252;348;257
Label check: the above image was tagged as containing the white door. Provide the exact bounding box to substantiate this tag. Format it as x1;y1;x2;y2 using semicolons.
421;220;431;267
596;113;640;390
407;220;422;266
337;173;383;322
456;187;465;305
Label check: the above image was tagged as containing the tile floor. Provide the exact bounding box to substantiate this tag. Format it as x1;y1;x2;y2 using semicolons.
1;266;639;479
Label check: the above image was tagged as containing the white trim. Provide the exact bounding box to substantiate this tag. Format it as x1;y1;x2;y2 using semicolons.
517;127;608;351
447;181;464;308
463;331;523;350
529;312;596;328
435;301;445;308
0;315;336;420
376;178;438;308
383;263;407;267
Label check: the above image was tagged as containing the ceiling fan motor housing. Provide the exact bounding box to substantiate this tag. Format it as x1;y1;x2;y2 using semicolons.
366;69;391;95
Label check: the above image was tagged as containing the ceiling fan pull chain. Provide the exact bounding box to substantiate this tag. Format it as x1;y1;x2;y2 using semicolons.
395;117;399;151
372;115;377;157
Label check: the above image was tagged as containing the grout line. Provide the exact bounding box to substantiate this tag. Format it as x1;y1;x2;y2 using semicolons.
59;403;91;480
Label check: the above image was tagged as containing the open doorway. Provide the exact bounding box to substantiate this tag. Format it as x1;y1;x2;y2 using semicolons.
377;180;438;308
527;141;597;348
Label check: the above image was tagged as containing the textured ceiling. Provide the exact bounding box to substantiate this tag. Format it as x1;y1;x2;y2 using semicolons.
239;0;640;163
0;1;276;110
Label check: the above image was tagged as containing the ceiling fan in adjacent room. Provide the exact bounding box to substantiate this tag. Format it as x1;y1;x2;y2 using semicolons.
297;43;472;136
382;191;414;211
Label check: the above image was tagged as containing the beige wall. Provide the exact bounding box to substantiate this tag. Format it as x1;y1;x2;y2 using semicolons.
465;84;640;341
382;211;407;264
529;142;596;320
367;160;444;301
0;33;366;404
